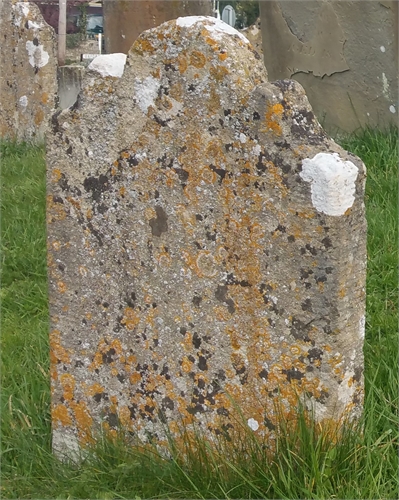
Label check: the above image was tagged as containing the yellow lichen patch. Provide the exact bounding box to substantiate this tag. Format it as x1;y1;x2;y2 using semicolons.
50;329;71;364
34;109;44;126
132;38;155;55
52;240;61;251
52;403;73;427
210;65;229;82
86;383;105;397
41;92;49;104
60;373;76;401
151;67;161;79
190;50;206;68
130;372;142;385
69;400;93;442
47;195;67;222
121;307;140;330
177;53;188;74
218;52;228;61
181;356;194;373
263;103;284;135
57;281;67;293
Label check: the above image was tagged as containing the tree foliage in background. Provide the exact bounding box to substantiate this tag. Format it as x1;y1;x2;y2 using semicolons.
218;0;259;28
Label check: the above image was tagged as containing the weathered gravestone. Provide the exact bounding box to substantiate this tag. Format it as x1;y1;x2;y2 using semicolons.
0;0;57;142
47;16;366;459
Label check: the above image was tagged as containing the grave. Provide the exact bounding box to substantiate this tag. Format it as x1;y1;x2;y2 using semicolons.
0;0;57;142
46;16;367;460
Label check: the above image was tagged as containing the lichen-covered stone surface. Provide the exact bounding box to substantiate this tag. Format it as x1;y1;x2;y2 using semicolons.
0;0;57;142
46;16;366;459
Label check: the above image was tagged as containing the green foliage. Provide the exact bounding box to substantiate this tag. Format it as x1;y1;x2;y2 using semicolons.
1;128;398;499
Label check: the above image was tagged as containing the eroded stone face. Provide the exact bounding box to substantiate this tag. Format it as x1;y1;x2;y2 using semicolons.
0;0;57;141
46;16;366;459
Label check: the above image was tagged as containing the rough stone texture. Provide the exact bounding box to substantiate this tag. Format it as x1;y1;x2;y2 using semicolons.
260;0;398;133
47;16;366;460
102;0;213;54
240;17;262;58
0;0;57;141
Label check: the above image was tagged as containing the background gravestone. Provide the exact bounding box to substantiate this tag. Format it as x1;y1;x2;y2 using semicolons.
47;16;366;459
0;0;57;142
260;0;398;133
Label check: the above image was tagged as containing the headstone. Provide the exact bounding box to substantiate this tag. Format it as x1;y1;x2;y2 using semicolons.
221;5;236;27
47;16;366;460
0;0;57;142
102;0;213;54
259;0;398;133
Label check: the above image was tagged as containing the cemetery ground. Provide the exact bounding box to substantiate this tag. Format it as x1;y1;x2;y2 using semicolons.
1;127;398;499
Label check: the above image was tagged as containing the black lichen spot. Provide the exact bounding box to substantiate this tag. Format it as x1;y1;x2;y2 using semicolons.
253;111;260;120
322;236;333;249
264;416;276;431
288;235;295;243
301;299;312;312
215;285;235;314
291;318;312;343
206;230;216;241
192;295;202;307
315;275;327;284
198;356;208;371
162;397;174;411
117;374;125;383
93;392;107;402
315;390;329;404
300;268;313;280
149;206;168;237
256;152;268;173
209;164;226;183
307;347;323;363
224;109;231;116
102;348;116;364
258;369;269;380
180;327;187;335
106;412;119;428
192;332;202;349
282;367;304;382
325;267;334;274
32;37;39;46
83;174;110;202
66;145;73;155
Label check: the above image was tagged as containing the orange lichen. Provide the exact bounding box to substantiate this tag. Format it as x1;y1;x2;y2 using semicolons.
60;373;76;401
52;403;73;427
57;281;67;293
210;65;229;82
190;50;206;68
50;329;71;364
263;103;284;135
121;307;140;330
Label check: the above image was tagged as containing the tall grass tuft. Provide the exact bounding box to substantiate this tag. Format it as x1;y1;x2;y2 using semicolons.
1;128;398;499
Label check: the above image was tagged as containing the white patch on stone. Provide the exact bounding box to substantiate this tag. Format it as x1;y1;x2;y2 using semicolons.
380;45;386;52
382;73;389;98
28;20;42;30
359;315;365;340
252;144;261;156
25;41;49;68
134;75;161;114
176;16;249;43
239;133;247;143
300;153;358;216
389;105;396;114
247;418;259;431
88;53;126;78
337;369;355;406
14;2;30;26
19;95;28;108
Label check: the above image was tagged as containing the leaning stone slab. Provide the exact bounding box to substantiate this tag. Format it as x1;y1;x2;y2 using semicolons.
47;16;366;459
0;0;57;142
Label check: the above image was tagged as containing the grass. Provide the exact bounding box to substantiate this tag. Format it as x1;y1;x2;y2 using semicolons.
1;127;398;499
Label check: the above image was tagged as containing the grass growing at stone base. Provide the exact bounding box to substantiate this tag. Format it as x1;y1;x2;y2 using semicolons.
1;128;398;499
